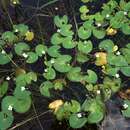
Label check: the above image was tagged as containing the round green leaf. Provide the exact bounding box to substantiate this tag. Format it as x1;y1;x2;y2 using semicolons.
15;42;30;56
40;81;53;97
47;45;61;58
78;40;93;54
43;67;56;80
99;39;114;52
85;70;98;84
35;44;47;57
1;96;17;112
121;66;130;76
51;33;63;45
0;111;14;130
26;52;38;63
2;31;17;43
0;81;8;98
93;29;106;39
78;26;91;40
0;53;13;65
69;114;87;128
53;55;72;73
13;96;32;113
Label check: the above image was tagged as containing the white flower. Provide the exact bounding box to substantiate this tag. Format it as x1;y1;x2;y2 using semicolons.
84;41;87;44
116;51;121;55
22;53;28;58
77;113;82;118
123;103;128;109
57;29;61;33
13;1;17;4
1;50;6;54
97;23;102;27
55;7;58;10
97;90;101;94
50;59;55;64
115;73;120;78
42;50;45;54
15;29;19;32
44;69;48;72
21;86;25;91
124;11;127;15
6;76;11;81
8;105;13;111
95;53;100;58
106;14;110;18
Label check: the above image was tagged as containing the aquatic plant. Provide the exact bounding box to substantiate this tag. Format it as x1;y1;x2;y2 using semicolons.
0;0;130;129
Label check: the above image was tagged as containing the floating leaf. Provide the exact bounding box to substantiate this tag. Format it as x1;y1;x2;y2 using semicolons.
53;55;72;73
85;70;98;84
0;111;14;130
47;45;61;58
69;114;87;128
26;52;38;63
35;44;47;57
78;26;91;40
62;36;76;49
51;33;63;45
93;29;106;39
0;81;8;98
2;31;17;43
78;40;93;54
40;81;53;97
60;24;74;37
76;52;89;63
14;42;30;56
67;67;83;82
0;53;13;65
1;96;17;112
54;15;68;28
43;67;56;80
14;96;32;113
99;39;114;52
120;66;130;76
13;24;28;36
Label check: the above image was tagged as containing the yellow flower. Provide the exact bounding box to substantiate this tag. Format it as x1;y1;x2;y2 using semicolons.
95;52;107;66
106;28;117;36
49;99;64;112
25;31;34;41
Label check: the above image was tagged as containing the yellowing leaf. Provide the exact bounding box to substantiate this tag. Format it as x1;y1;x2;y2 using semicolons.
106;28;117;36
95;52;107;66
25;31;34;41
49;100;64;112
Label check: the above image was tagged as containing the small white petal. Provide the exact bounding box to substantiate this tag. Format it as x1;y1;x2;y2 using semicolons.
116;51;121;55
13;1;17;4
77;113;82;118
55;7;58;10
22;53;28;58
6;76;11;81
106;14;110;18
97;23;102;27
1;50;6;54
84;41;87;44
44;69;48;72
97;90;101;94
123;104;128;109
50;59;55;64
115;73;120;78
57;29;61;33
8;105;13;111
21;86;25;91
15;29;19;32
42;51;45;54
95;54;100;58
124;11;127;15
